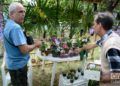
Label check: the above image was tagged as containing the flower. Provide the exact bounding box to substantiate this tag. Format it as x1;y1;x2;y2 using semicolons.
62;43;69;49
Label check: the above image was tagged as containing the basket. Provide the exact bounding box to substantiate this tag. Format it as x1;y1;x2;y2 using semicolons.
84;62;101;81
59;75;88;86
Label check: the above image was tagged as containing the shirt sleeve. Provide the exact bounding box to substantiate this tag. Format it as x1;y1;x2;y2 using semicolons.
10;26;27;46
106;48;120;72
95;39;102;47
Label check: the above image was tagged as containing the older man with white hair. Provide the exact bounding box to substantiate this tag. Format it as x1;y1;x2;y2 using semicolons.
3;2;41;86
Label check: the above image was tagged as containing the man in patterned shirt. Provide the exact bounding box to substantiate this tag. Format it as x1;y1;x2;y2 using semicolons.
77;12;120;85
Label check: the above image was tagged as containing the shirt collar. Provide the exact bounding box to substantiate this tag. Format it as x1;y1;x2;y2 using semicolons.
96;30;113;47
101;30;112;41
7;19;15;23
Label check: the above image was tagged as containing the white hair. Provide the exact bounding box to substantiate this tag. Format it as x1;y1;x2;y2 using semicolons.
9;2;23;14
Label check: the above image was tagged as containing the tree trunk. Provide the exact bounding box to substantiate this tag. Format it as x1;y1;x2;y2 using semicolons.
107;0;120;13
69;0;76;39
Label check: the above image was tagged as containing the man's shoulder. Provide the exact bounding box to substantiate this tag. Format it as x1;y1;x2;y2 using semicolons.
106;32;120;44
6;19;21;29
13;23;21;30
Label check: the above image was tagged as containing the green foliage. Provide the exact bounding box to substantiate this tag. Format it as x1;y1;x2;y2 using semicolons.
76;39;83;48
67;40;72;48
4;0;120;38
23;0;94;33
88;80;99;86
0;0;4;4
40;42;48;51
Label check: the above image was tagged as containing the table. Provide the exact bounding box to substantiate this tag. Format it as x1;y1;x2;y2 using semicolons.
36;49;80;86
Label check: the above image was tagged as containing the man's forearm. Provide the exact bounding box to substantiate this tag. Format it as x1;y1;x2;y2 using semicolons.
19;44;37;54
27;44;37;52
82;44;97;50
101;72;111;82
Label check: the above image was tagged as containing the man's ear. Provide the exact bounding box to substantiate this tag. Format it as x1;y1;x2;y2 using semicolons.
9;11;15;17
99;23;103;28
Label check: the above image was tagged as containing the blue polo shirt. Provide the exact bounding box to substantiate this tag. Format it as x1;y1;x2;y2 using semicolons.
3;19;29;70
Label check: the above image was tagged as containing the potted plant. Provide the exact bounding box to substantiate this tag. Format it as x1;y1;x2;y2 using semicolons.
40;42;48;55
51;44;60;57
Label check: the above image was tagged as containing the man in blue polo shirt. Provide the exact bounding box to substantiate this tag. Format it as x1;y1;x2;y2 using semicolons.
3;2;41;86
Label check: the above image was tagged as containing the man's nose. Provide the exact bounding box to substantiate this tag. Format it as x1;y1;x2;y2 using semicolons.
22;12;25;17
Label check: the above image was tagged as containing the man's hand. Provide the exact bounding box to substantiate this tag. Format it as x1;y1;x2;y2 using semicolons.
101;72;111;82
34;40;41;48
74;47;83;54
19;40;42;54
83;44;97;51
74;43;97;54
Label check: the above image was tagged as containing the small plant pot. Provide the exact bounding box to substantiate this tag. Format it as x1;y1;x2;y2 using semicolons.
67;75;70;79
62;73;66;77
70;79;74;83
64;48;69;53
41;50;45;56
81;71;84;76
44;50;49;56
52;50;60;57
74;76;79;80
47;48;51;54
79;50;85;60
78;68;82;72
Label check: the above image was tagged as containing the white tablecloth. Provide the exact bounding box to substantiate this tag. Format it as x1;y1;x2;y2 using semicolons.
36;49;80;86
36;50;80;62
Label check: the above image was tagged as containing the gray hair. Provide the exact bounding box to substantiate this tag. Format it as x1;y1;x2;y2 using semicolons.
9;2;22;14
94;12;114;22
94;12;114;30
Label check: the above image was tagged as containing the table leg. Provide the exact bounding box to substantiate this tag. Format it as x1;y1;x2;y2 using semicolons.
51;62;57;86
42;60;45;70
